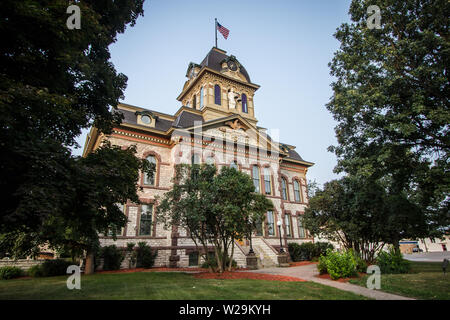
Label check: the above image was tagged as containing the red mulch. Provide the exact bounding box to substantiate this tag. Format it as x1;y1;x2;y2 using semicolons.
315;272;365;282
288;261;318;267
96;267;210;274
194;271;306;282
97;267;306;282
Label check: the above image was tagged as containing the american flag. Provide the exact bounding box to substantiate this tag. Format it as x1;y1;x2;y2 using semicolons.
217;22;229;39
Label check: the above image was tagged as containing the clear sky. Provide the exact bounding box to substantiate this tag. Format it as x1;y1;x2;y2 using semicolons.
72;0;353;186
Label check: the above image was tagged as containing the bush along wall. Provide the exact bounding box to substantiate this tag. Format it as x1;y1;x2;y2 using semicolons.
136;242;157;268
288;242;334;262
0;266;24;280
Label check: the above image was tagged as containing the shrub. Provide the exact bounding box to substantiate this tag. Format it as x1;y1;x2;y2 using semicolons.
315;242;334;257
201;255;237;270
136;242;157;268
353;252;368;273
101;245;124;271
126;242;137;269
29;259;73;277
317;256;328;275
27;264;44;277
288;243;302;261
376;247;410;274
0;266;24;280
320;249;357;280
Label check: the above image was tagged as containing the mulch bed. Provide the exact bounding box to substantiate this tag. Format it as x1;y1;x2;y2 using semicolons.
97;267;306;282
288;261;318;267
194;271;306;282
96;267;210;274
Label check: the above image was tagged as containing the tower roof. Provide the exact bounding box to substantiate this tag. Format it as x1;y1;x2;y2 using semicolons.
199;47;252;83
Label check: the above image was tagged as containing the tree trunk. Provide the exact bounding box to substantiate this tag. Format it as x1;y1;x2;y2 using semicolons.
228;241;235;271
84;249;95;275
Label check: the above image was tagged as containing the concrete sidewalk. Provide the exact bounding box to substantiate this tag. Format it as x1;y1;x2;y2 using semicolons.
241;264;415;300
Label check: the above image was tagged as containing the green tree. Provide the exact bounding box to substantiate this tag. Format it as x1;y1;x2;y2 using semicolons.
157;164;273;273
327;0;449;239
0;1;147;274
304;176;425;262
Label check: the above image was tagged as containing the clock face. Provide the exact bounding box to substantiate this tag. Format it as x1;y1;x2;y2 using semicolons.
227;60;237;71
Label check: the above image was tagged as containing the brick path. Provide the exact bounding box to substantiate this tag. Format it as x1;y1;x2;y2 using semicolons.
240;264;415;300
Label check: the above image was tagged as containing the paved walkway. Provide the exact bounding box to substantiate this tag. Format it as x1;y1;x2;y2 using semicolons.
240;264;415;300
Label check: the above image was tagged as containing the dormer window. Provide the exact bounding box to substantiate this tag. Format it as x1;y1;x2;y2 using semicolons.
141;115;151;124
136;111;157;127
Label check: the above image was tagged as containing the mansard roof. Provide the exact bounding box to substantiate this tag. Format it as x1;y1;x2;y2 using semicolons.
199;47;252;83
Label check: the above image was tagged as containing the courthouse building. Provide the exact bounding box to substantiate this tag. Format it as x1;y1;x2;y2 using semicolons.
82;47;314;268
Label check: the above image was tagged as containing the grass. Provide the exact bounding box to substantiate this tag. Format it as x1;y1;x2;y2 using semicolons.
0;271;369;300
349;261;450;300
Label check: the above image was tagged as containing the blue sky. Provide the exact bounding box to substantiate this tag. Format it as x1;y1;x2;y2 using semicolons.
72;0;353;186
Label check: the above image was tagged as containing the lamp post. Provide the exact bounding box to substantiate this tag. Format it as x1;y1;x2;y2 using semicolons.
277;220;284;253
248;217;254;254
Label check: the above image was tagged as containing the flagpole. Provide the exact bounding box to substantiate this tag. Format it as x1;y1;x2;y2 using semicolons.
215;18;218;48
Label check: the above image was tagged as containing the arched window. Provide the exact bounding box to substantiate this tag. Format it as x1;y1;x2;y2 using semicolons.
200;87;204;109
241;93;248;113
214;84;221;105
230;160;238;170
144;155;157;186
263;167;272;195
192;94;197;109
281;178;288;200
294;180;302;202
252;165;260;193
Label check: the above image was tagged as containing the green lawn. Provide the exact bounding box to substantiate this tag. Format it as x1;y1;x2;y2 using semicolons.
0;271;368;300
349;261;450;300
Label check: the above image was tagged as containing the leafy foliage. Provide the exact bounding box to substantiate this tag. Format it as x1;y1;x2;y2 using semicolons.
0;1;147;268
28;259;73;277
288;242;334;262
304;176;423;262
157;164;273;273
0;266;24;280
136;242;156;269
319;249;358;280
376;247;411;274
100;245;124;271
327;0;449;240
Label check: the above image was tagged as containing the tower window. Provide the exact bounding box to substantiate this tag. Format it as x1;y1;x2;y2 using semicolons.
241;94;248;113
214;85;221;105
192;95;197;109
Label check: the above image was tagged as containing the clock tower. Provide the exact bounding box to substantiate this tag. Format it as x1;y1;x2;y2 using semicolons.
177;47;260;127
